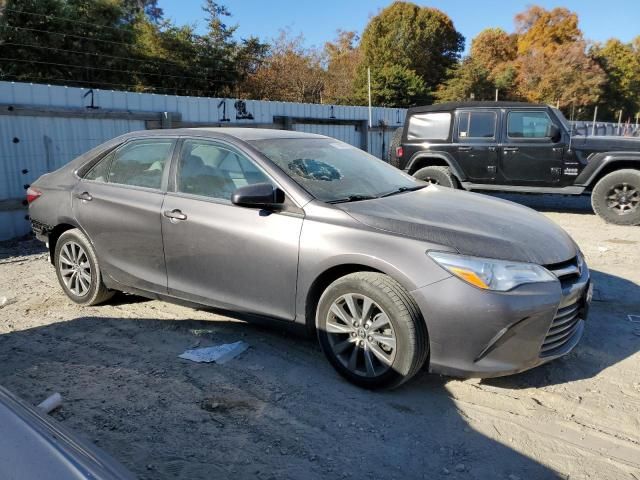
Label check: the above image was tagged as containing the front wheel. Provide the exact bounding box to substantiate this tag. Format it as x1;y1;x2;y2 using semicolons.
54;229;114;306
316;272;429;389
591;169;640;225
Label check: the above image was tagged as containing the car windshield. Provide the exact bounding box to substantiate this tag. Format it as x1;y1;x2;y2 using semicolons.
249;137;423;203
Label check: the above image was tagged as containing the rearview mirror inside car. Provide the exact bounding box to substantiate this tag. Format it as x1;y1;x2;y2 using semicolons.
231;182;285;208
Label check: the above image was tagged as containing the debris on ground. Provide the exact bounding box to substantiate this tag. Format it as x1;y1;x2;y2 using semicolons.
37;392;62;414
0;296;16;309
178;341;249;364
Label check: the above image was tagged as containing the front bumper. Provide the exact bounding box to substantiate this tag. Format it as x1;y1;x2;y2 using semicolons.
411;260;591;378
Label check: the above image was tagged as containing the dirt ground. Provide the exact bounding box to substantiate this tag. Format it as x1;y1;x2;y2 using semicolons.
0;194;639;480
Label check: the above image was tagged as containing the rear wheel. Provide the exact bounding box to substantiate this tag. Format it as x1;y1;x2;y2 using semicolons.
54;229;114;306
316;272;428;389
591;169;640;225
413;165;457;188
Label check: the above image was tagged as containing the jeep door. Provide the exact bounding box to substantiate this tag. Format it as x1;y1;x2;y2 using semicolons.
499;109;564;185
161;137;303;320
72;138;175;294
453;109;499;182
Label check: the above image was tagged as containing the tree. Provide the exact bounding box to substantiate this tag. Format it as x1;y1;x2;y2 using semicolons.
512;6;604;111
515;6;581;55
434;57;495;102
323;30;362;105
0;0;267;97
517;41;605;109
239;32;325;103
356;1;463;105
591;39;640;118
356;63;427;107
470;28;517;73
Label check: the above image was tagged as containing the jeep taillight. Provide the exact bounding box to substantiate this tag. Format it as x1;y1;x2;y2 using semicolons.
396;146;404;158
26;187;42;204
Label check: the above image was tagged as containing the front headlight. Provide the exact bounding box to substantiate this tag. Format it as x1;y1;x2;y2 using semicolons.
428;251;557;291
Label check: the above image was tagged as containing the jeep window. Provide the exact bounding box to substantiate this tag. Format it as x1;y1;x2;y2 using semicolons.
407;112;451;140
507;111;554;139
458;111;497;139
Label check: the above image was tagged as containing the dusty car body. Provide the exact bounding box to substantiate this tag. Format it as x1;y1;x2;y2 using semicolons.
28;128;591;388
0;386;135;480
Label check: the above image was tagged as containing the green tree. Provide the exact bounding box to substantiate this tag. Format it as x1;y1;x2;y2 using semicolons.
591;39;640;119
0;0;267;97
434;57;495;102
356;1;463;105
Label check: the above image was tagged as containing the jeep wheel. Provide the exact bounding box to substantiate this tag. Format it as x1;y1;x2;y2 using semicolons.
414;166;457;188
591;169;640;225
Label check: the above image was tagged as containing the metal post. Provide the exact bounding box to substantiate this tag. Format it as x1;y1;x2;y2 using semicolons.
592;106;597;137
636;112;639;129
618;110;623;135
495;89;498;102
367;67;373;129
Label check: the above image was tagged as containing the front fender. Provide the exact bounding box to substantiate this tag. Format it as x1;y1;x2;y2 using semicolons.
575;152;640;186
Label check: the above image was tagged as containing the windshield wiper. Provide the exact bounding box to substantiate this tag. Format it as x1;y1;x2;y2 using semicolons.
326;194;378;204
380;185;426;198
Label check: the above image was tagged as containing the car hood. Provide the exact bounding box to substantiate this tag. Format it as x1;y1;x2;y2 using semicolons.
337;186;577;265
574;135;640;152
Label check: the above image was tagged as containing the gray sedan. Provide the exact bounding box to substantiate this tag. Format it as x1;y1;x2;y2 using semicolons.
28;128;591;388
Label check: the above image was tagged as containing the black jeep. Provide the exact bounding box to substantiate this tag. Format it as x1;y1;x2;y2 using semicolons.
390;101;640;225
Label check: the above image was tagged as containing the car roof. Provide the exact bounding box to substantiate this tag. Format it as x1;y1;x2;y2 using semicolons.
407;101;546;115
120;127;327;141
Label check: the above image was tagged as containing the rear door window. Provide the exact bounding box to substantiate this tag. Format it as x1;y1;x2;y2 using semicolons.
108;140;174;189
458;111;497;139
407;112;451;140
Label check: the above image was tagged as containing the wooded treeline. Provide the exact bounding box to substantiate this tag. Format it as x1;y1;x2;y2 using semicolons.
1;1;638;120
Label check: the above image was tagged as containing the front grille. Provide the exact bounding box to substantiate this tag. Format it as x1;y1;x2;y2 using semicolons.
540;302;581;355
545;256;580;282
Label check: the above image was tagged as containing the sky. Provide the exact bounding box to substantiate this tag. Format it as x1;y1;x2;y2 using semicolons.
160;0;640;52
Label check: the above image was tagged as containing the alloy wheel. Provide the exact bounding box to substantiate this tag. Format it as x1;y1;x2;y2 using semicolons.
325;293;397;377
58;241;92;296
606;183;639;215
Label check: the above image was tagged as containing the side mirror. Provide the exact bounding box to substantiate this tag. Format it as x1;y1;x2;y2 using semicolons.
231;183;285;208
548;124;562;143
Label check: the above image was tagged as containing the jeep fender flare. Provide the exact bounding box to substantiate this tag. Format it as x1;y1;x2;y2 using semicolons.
575;152;640;187
405;152;466;181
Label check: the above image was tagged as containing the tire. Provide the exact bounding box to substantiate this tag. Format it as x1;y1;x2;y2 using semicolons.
591;169;640;226
54;229;114;306
413;165;457;188
388;127;403;167
316;272;428;389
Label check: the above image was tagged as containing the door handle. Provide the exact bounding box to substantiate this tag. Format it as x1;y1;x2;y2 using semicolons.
75;192;93;201
503;147;519;152
163;209;187;221
488;146;496;151
458;146;473;151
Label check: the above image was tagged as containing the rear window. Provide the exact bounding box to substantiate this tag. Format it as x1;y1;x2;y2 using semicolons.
407;112;451;140
458;111;497;139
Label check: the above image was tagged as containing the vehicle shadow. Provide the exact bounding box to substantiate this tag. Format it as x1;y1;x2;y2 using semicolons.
482;268;640;389
0;313;561;479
